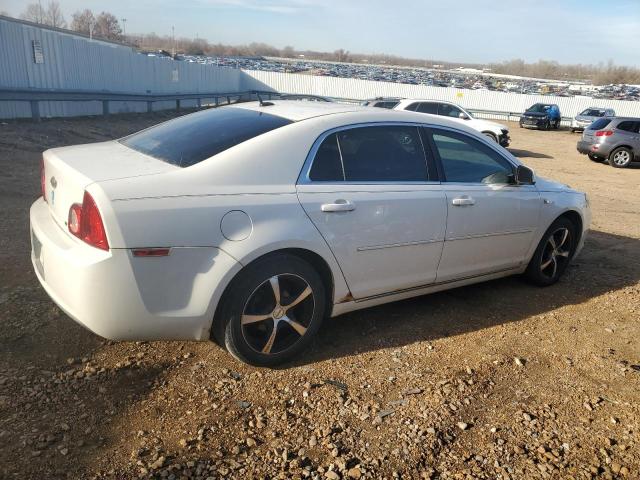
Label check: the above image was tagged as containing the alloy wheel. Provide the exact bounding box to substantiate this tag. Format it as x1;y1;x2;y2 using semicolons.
539;228;571;280
241;273;315;355
612;150;631;167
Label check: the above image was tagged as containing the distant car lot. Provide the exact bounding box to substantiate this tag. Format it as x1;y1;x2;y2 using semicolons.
162;53;640;101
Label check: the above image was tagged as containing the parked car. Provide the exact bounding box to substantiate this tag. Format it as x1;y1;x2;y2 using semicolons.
570;107;615;133
520;103;561;130
361;97;404;109
393;99;510;147
31;101;590;366
576;117;640;168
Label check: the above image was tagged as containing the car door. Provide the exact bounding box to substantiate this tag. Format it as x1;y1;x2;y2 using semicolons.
425;127;541;282
297;124;447;299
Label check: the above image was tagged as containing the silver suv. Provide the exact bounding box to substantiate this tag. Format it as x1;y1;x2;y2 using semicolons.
576;117;640;168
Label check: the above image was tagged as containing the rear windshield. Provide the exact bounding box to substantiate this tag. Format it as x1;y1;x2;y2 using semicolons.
588;118;612;130
120;107;292;167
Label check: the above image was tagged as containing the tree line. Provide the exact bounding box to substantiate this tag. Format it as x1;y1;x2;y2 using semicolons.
11;3;640;85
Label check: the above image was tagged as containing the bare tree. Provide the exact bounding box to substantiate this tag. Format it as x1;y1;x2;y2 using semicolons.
70;9;95;35
45;1;66;28
94;12;122;40
282;45;295;58
21;3;46;24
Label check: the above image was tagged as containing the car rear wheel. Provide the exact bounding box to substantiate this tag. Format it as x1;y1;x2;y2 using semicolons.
588;153;604;162
524;217;576;286
609;147;632;168
217;253;326;366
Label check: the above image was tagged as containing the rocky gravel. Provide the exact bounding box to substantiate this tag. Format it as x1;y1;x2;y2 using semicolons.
0;112;639;479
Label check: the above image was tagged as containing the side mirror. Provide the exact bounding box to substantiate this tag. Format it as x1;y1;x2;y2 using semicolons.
516;165;535;185
458;112;469;120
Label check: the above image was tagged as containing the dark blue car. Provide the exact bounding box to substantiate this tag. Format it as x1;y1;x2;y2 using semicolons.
519;103;561;130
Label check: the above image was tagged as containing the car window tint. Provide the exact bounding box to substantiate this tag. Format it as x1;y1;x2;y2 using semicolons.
406;102;421;111
431;129;513;184
438;104;462;118
120;107;292;167
416;103;438;114
617;121;639;133
588;118;612;130
309;133;344;181
336;126;428;182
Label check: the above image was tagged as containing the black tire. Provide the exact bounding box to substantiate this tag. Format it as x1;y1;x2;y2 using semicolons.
524;217;576;286
483;132;498;143
544;120;551;131
216;253;326;366
609;147;633;168
554;120;560;129
588;153;604;163
570;128;576;133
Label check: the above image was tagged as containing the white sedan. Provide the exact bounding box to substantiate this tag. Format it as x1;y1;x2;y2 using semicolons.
393;99;511;147
31;101;590;366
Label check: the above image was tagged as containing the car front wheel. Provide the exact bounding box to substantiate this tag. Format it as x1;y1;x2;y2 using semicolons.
609;147;633;168
217;253;326;366
525;217;576;286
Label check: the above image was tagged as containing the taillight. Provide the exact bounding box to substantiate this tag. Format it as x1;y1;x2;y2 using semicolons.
41;158;46;202
68;191;109;251
595;130;614;137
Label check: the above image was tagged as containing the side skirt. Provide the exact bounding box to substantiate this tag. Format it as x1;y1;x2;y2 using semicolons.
330;266;524;317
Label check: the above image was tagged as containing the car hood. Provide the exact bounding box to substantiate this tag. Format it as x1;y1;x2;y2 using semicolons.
523;111;549;118
575;115;600;122
470;118;508;131
535;176;573;192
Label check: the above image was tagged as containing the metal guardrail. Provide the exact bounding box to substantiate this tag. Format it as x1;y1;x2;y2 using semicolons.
0;88;279;121
0;88;575;126
467;108;574;126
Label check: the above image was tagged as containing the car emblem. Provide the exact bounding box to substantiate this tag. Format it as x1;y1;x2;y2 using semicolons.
50;176;57;189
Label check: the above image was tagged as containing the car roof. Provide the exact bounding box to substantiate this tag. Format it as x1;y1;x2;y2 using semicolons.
231;100;367;121
227;101;482;135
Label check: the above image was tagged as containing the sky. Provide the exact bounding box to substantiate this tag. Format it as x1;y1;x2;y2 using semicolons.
1;0;639;66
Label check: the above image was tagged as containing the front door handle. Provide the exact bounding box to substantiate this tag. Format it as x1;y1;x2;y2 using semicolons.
451;196;475;206
321;199;356;212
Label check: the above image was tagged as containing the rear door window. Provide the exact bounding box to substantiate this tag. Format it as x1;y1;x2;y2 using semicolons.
588;118;612;131
120;107;292;167
309;134;344;181
308;126;430;183
617;121;640;133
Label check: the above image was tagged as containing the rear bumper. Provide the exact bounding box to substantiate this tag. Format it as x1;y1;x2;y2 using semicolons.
30;197;240;341
576;140;610;157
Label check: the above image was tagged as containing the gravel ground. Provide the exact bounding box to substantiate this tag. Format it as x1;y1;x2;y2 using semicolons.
0;112;638;480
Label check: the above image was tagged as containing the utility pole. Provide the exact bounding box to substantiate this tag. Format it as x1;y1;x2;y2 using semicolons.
172;25;175;57
121;18;127;37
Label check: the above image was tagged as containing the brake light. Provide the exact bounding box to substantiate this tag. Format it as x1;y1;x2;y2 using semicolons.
41;158;46;202
595;130;614;137
68;191;109;250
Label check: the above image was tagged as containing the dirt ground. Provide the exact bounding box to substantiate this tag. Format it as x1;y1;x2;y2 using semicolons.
0;111;638;480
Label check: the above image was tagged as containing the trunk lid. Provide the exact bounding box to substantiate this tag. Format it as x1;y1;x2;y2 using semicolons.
42;140;178;230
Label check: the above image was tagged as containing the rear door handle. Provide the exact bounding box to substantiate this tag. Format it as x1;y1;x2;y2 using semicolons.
321;199;356;212
451;196;475;206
